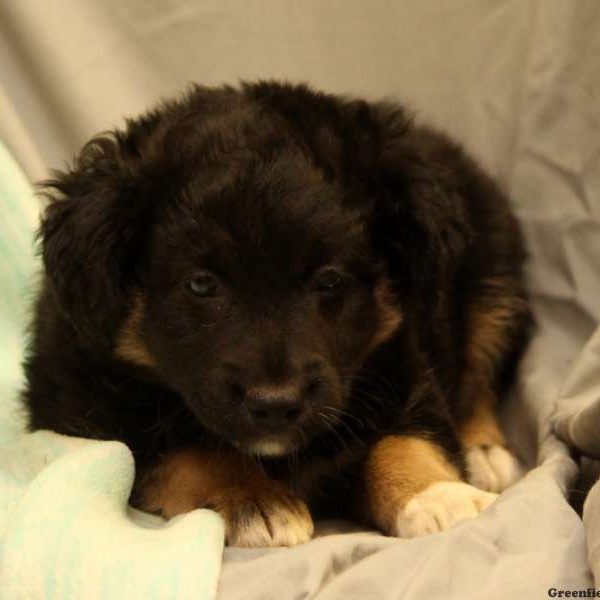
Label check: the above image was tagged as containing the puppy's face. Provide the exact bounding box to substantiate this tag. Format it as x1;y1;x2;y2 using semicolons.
127;153;401;456
45;88;458;457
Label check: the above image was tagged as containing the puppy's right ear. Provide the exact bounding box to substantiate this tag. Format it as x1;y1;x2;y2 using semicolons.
39;135;145;348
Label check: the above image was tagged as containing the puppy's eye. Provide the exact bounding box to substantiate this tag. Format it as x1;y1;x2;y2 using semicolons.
185;273;219;298
314;269;346;295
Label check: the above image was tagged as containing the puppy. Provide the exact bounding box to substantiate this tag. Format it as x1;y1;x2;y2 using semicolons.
24;81;531;547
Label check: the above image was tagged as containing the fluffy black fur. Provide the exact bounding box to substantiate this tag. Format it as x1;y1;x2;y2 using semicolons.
23;81;530;522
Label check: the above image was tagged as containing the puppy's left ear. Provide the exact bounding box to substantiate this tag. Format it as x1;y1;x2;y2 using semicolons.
368;107;473;305
39;135;144;348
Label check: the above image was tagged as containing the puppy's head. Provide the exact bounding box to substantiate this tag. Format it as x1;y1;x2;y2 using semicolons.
40;83;467;456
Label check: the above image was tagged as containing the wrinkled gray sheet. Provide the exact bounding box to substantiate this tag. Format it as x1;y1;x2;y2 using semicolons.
1;1;599;597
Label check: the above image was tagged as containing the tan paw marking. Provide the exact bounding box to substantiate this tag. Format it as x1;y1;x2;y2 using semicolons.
392;481;498;537
466;445;524;493
214;488;314;548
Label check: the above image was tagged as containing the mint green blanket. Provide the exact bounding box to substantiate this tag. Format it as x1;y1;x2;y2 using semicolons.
0;138;36;445
0;141;225;600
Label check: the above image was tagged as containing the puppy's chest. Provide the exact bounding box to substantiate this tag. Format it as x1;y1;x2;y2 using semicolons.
263;442;365;505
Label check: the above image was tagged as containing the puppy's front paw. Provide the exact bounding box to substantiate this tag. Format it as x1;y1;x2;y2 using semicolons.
465;444;524;493
391;481;497;538
214;486;314;548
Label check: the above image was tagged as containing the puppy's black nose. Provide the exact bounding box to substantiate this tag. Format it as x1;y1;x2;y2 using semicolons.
245;387;304;428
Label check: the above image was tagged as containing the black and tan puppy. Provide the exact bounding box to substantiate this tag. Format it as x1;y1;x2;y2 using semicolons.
24;82;530;546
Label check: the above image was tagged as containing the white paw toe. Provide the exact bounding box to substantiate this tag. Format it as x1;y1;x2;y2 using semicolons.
466;445;524;493
224;494;314;548
393;481;498;538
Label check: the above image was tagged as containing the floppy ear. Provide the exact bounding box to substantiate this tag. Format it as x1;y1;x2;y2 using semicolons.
40;135;144;347
369;116;473;306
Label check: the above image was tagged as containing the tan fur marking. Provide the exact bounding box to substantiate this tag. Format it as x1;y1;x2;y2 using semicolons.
138;445;262;517
458;391;506;447
369;279;403;350
363;436;460;533
465;277;527;377
457;277;527;447
114;293;156;367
